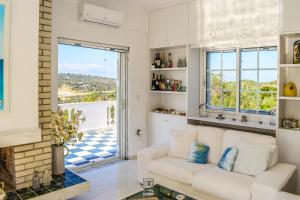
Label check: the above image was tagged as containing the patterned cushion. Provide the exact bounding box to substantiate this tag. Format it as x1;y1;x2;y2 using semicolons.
187;143;210;164
218;147;238;172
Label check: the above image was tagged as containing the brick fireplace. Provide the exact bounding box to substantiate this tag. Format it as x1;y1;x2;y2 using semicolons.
0;0;53;190
0;147;15;190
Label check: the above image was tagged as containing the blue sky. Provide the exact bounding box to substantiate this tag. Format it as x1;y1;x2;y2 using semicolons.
207;49;277;83
58;44;119;79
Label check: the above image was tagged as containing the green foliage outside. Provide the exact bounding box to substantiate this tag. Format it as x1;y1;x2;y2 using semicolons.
208;72;277;113
58;73;117;104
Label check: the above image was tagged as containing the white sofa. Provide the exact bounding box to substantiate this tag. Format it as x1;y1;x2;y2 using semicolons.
137;125;297;200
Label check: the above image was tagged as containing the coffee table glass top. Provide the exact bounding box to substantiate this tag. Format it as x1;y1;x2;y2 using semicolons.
124;184;196;200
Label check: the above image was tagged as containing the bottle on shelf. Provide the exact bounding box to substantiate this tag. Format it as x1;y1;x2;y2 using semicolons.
161;52;165;68
167;52;173;68
159;74;166;90
154;53;158;68
155;74;159;90
151;72;186;92
166;76;171;91
151;73;156;90
156;53;161;68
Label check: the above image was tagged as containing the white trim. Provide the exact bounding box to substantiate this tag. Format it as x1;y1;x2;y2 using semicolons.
55;38;129;162
58;37;129;53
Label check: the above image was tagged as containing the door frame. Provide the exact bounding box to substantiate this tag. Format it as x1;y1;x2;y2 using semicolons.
55;37;129;161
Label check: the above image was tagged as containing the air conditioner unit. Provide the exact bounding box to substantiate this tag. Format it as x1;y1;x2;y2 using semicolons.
79;3;125;27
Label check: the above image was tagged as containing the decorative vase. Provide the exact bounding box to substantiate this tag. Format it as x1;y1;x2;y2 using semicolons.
52;145;66;175
284;82;297;97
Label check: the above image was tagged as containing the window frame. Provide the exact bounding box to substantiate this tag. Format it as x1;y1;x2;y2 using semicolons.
205;49;239;112
203;46;277;116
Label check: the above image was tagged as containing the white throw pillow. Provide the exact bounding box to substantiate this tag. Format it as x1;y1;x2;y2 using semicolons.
168;129;198;159
233;139;272;176
268;144;278;169
186;125;225;164
197;127;224;164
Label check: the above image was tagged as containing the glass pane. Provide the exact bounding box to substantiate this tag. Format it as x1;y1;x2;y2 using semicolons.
207;51;221;70
241;48;258;69
208;71;221;90
259;47;277;69
223;51;237;70
207;89;221;109
258;92;277;112
240;70;258;91
240;92;258;113
259;70;277;88
222;71;236;90
222;91;236;111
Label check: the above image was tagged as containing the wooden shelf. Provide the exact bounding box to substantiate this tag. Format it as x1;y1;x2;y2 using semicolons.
150;111;187;118
279;96;300;101
150;90;186;95
280;64;300;68
280;32;300;39
150;67;187;71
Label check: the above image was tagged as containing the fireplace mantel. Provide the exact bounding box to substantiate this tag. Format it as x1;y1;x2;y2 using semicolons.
0;129;41;148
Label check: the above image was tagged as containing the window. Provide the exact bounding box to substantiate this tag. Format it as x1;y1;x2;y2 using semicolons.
206;47;277;115
206;50;237;111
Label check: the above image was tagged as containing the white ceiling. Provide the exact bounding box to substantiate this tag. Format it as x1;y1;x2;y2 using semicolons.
119;0;188;10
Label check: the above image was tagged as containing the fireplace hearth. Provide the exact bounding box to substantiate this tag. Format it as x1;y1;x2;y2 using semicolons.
0;147;16;191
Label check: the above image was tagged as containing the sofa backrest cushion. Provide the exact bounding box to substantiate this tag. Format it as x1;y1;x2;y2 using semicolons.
233;138;272;176
222;130;278;168
168;129;198;159
187;125;224;164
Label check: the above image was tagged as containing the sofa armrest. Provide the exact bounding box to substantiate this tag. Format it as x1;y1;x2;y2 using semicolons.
252;163;297;200
137;143;170;183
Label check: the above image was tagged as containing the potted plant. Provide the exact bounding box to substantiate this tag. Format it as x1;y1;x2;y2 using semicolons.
50;107;85;175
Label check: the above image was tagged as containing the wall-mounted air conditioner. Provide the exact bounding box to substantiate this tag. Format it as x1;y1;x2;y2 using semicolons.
79;3;125;27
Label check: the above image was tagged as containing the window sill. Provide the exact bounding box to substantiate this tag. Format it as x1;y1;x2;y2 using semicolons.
188;116;276;136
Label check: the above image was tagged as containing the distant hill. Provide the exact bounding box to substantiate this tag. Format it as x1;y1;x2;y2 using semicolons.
58;73;117;93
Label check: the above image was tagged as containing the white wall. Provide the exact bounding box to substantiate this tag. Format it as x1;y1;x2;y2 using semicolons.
52;0;149;157
0;0;40;147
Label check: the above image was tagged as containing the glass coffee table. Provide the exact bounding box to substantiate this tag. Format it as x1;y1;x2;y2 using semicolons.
123;184;196;200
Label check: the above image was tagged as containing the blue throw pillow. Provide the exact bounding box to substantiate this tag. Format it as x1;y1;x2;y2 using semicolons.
218;147;239;172
187;142;209;164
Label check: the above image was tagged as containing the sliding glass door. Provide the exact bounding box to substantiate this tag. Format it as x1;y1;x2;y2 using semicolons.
57;39;128;169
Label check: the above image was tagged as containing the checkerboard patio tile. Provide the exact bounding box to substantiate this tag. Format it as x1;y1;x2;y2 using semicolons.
65;129;118;169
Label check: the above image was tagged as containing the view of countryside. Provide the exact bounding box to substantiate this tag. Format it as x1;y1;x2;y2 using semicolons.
58;44;120;168
58;44;119;130
207;48;277;114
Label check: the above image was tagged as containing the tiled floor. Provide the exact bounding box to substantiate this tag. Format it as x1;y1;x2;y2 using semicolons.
70;160;142;200
65;129;118;169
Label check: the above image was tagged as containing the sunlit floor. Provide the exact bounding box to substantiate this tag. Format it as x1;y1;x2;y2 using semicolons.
65;129;118;169
70;160;142;200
